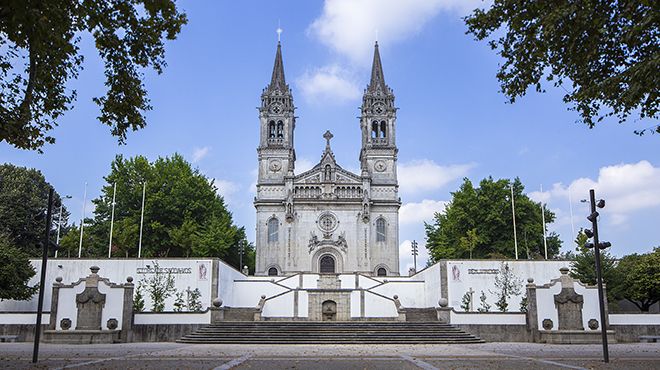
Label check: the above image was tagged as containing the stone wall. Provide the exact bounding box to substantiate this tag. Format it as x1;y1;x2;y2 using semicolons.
611;325;660;342
130;324;206;342
456;324;531;342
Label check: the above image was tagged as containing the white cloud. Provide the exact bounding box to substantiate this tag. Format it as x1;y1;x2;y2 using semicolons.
192;146;211;163
531;161;660;227
296;64;361;104
400;199;447;225
213;179;239;201
308;0;485;64
398;160;474;195
295;158;316;174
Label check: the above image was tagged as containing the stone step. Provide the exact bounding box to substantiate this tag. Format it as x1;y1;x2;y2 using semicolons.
178;322;484;344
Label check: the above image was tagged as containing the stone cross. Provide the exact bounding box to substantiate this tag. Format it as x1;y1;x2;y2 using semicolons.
323;130;334;147
468;287;475;312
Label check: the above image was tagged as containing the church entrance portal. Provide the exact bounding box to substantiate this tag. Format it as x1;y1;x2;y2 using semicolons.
319;255;335;274
322;300;337;321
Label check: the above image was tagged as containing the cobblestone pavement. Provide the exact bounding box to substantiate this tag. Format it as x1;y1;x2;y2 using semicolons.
0;342;658;369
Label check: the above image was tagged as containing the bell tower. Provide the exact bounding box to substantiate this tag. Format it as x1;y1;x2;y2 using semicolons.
258;41;296;184
359;42;398;185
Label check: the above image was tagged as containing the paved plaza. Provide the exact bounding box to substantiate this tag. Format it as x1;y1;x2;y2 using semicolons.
0;342;658;369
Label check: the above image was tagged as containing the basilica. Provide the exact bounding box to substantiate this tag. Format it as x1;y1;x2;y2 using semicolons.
254;42;401;276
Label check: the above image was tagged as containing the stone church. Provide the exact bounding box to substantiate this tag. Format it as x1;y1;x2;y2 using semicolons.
254;41;400;276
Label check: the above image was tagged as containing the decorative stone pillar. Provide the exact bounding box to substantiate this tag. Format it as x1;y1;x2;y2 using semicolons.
49;277;63;330
210;298;225;322
120;276;134;342
525;277;539;342
436;298;451;324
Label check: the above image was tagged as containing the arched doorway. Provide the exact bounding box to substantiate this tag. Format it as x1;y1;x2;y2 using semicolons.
322;300;337;321
319;255;335;274
377;267;387;276
268;267;278;276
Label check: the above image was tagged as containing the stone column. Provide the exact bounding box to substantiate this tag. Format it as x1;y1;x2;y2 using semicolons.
49;277;63;330
525;278;539;343
121;276;135;343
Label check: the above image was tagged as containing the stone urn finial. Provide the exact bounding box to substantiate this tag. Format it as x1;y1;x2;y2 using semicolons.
212;298;223;307
90;266;100;274
559;267;569;275
438;298;448;308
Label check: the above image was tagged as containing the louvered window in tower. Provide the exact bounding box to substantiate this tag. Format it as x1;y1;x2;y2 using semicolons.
276;121;284;138
268;121;276;138
376;218;386;242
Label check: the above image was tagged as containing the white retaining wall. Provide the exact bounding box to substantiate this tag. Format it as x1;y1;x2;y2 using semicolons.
0;259;213;313
446;260;569;312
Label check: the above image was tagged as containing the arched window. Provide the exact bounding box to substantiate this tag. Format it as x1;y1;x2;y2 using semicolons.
268;121;276;138
276;120;284;138
380;121;387;138
268;267;278;276
376;218;386;242
371;121;379;138
267;218;279;242
320;255;335;274
377;267;387;276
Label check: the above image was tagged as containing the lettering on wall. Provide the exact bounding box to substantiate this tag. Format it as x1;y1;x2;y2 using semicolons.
467;268;499;275
136;266;193;275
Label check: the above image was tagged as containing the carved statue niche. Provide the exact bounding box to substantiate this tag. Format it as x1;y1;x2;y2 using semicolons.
75;266;106;330
361;190;370;222
285;189;294;222
554;267;585;330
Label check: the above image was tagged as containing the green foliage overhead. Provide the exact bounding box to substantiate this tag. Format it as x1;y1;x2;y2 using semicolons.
425;177;561;261
0;0;187;151
0;163;68;256
610;248;660;312
465;1;659;135
61;154;251;270
0;234;37;301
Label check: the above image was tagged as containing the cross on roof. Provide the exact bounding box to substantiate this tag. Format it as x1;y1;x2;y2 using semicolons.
323;130;333;146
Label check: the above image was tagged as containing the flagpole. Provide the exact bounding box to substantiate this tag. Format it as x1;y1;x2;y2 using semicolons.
541;184;548;259
138;182;146;258
108;182;117;258
510;184;518;259
78;182;87;258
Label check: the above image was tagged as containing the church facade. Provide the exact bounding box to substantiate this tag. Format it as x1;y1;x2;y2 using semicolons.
254;42;400;276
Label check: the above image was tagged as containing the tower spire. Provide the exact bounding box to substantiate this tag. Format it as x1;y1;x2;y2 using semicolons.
268;41;287;92
367;41;388;93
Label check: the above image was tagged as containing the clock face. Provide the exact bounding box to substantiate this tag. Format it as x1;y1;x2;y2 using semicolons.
270;103;282;114
269;159;282;172
374;160;387;172
373;103;385;115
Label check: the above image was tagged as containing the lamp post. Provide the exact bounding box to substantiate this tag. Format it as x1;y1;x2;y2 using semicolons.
238;240;245;272
411;240;418;272
585;189;610;363
138;182;146;258
510;184;518;260
33;188;54;363
540;184;548;259
55;195;72;258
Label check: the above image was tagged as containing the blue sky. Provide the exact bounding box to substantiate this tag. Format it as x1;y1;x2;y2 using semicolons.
1;0;658;271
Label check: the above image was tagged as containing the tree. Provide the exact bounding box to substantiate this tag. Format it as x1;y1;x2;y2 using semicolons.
0;1;188;151
0;163;68;256
611;248;660;312
425;177;561;261
570;229;620;304
491;262;523;312
80;154;250;270
464;1;659;136
0;234;38;300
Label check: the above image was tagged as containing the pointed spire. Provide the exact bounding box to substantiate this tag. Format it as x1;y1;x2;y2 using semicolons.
268;42;287;92
367;41;388;93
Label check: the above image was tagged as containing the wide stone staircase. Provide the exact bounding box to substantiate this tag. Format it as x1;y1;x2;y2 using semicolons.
177;321;484;344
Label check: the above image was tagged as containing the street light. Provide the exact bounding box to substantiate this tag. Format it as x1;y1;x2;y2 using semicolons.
55;195;72;258
411;240;419;272
584;188;611;363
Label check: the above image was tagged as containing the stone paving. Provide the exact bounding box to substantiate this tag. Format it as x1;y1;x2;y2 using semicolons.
0;342;658;369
